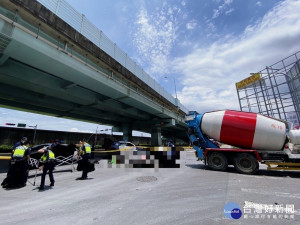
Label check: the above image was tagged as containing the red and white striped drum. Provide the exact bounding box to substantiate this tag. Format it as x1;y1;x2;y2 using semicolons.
200;110;286;151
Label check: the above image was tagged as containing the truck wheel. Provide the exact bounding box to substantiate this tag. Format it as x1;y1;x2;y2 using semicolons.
207;152;228;171
234;153;259;175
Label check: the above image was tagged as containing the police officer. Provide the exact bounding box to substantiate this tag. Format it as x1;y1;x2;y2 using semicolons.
8;140;30;188
168;141;174;147
168;140;175;150
38;147;56;190
12;137;28;154
51;139;60;150
77;139;91;180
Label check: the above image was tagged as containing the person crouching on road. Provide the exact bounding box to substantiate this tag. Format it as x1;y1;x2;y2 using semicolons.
38;147;56;190
8;140;30;188
77;139;91;180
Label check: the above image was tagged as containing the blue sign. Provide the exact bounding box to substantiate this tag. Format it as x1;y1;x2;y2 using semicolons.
224;202;242;219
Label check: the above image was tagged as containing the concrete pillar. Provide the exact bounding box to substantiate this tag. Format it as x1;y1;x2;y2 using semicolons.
122;123;132;142
151;127;162;146
0;54;9;66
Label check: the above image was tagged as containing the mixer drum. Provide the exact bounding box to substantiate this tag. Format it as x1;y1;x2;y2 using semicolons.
289;130;300;145
200;110;286;151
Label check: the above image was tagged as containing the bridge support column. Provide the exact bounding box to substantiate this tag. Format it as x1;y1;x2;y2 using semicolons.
151;127;162;146
122;123;132;142
0;54;9;66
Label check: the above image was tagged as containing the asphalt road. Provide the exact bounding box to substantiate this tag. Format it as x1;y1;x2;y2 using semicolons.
1;151;300;225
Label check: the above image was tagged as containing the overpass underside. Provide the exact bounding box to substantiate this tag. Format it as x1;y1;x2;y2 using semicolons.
0;1;188;144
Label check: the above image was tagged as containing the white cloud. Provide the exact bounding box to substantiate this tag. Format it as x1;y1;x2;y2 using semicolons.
206;21;216;33
186;20;197;30
173;0;300;113
213;0;234;19
225;8;234;15
122;5;127;12
256;1;262;7
133;4;182;77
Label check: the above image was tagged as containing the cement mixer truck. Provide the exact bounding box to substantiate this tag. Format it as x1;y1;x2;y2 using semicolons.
185;110;300;174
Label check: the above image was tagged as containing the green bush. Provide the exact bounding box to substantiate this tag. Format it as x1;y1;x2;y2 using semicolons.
0;145;13;153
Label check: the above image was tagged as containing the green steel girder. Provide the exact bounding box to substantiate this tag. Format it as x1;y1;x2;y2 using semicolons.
0;58;153;121
0;5;187;136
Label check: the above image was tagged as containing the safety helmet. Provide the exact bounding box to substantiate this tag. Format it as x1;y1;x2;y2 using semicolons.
21;137;28;143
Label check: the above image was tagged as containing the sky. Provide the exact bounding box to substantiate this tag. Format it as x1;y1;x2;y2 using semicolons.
1;0;300;134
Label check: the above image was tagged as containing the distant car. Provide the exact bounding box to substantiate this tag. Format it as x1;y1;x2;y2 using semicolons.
110;141;136;151
29;143;76;159
30;143;52;154
27;142;77;169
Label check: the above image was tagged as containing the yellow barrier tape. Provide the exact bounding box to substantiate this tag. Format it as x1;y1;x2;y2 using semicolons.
93;146;192;153
266;162;300;166
0;156;11;160
266;162;300;171
93;147;133;153
267;167;300;171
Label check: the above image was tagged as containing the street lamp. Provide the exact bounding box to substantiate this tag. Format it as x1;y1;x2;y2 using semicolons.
164;76;178;99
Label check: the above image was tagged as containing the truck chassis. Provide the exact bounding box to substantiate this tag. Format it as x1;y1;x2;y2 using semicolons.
200;148;300;174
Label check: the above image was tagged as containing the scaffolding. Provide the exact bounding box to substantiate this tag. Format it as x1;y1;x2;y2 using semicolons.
236;51;300;128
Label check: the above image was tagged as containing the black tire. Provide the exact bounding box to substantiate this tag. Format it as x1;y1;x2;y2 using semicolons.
234;153;259;175
207;152;228;171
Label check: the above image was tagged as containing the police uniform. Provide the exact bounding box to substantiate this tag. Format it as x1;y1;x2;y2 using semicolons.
80;142;91;179
39;149;56;190
8;145;30;188
13;141;22;151
168;141;175;151
13;137;27;149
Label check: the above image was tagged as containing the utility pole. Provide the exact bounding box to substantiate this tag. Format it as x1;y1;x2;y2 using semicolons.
29;124;37;145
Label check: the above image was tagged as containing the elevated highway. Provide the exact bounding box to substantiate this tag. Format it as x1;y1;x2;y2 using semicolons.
0;0;188;144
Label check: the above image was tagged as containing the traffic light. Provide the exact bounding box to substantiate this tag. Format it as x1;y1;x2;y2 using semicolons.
5;123;16;126
17;123;26;128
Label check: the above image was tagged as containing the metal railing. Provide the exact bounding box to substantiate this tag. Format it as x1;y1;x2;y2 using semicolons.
237;51;300;128
37;0;188;113
0;10;184;122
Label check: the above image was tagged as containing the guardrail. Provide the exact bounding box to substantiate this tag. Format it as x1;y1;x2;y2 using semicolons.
37;0;188;113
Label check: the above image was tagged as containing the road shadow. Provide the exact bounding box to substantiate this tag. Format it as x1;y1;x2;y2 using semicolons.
27;169;74;179
33;186;54;192
75;177;94;181
257;168;300;178
185;164;207;170
185;163;300;178
2;185;28;191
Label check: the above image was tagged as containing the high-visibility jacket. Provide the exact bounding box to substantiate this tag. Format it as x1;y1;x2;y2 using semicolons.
82;143;91;155
41;150;55;162
12;145;28;159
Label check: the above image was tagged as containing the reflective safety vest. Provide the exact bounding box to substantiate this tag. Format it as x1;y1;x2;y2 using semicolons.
13;145;28;158
41;150;55;162
82;143;91;155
